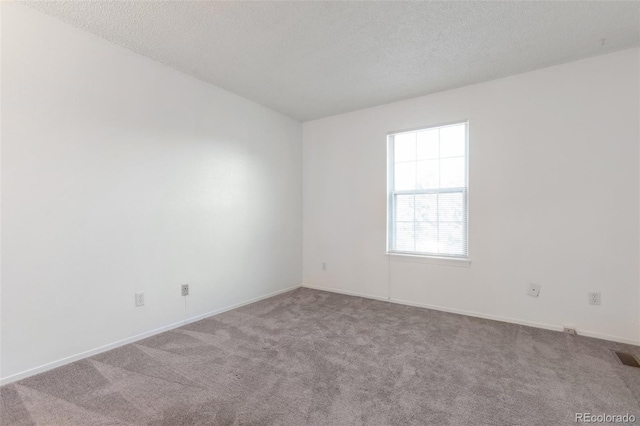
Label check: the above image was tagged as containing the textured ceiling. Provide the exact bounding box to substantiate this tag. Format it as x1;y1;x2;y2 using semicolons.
22;1;640;121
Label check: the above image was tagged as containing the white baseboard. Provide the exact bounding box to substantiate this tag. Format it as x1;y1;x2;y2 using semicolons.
0;285;301;386
4;282;636;386
183;285;300;325
303;284;391;303
301;283;640;346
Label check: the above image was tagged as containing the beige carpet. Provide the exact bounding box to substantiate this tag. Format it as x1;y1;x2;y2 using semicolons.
1;287;640;425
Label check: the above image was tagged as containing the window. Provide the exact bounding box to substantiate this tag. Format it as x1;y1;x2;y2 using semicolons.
387;121;468;258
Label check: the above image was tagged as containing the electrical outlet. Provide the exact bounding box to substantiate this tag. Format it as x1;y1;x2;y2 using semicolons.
322;262;327;271
135;292;145;307
527;283;541;297
589;292;601;306
563;326;577;335
181;284;189;296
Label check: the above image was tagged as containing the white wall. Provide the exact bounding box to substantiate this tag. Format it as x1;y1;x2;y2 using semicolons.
303;48;640;344
1;3;302;382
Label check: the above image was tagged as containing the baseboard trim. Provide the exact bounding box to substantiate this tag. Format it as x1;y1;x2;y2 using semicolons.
184;285;300;325
0;284;301;386
4;282;635;385
302;284;391;303
301;284;640;346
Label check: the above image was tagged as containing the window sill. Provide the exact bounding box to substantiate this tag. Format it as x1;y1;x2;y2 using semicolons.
386;253;472;268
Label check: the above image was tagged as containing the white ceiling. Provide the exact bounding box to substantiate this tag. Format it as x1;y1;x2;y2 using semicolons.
23;1;640;122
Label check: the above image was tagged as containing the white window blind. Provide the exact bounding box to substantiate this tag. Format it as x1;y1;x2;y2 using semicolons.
387;121;468;258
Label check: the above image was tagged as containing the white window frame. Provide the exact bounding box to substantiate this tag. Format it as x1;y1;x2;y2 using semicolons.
386;120;470;262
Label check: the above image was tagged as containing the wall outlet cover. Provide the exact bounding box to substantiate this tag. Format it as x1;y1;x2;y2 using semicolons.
527;283;541;297
181;284;189;296
135;292;145;307
588;292;601;306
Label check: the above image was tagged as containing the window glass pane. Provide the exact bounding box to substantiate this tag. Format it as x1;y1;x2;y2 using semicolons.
395;222;415;252
416;160;439;189
438;192;464;222
387;121;468;258
416;222;438;253
394;161;416;190
415;194;437;221
439;157;465;188
438;222;464;255
394;132;416;162
440;124;466;158
417;129;439;160
395;194;415;221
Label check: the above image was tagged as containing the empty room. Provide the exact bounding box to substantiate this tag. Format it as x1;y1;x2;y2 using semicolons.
1;1;639;425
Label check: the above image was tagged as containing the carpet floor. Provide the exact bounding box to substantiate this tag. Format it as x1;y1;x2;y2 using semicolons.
1;287;640;425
